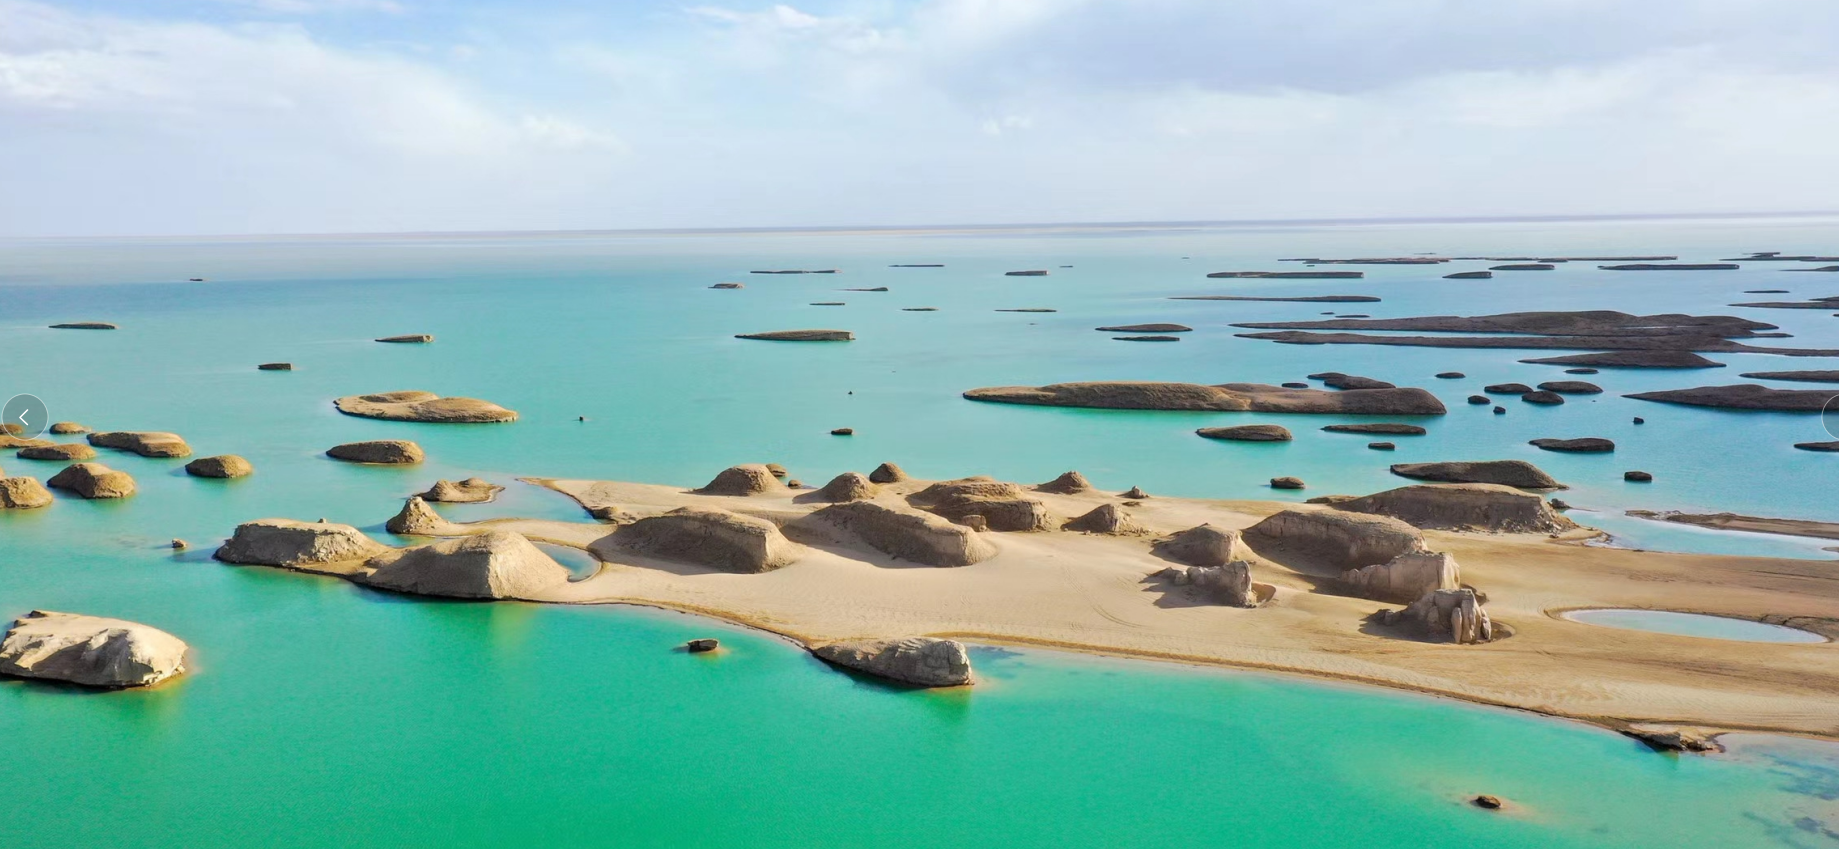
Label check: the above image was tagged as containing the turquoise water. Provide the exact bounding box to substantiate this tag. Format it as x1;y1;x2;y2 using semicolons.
4;218;1839;847
1565;609;1828;644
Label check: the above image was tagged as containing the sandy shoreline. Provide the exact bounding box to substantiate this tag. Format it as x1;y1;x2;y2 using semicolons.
377;472;1839;743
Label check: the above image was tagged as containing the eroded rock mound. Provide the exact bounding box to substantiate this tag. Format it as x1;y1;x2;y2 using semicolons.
1244;510;1424;570
1163;560;1257;607
1335;484;1574;533
1521;390;1565;405
698;464;786;496
420;477;503;502
1321;423;1427;435
811;637;972;687
868;462;908;484
215;518;388;567
1340;551;1460;603
963;381;1448;415
816;472;879;503
1537;380;1603;394
362;531;571;599
1197;424;1293;442
1309;372;1396;390
808;501;997;566
1531;438;1615;453
1520;351;1724;369
1153;524;1250;568
334;391;518;423
327;440;424;464
1625;384;1839;412
1036;471;1093;493
49;422;89;435
616;507;803;573
1062;503;1148;535
1381;588;1493;644
909;477;1051;532
735;329;854;341
88;431;192;458
1390;460;1563;490
185;455;253;478
17;443;95;461
0;611;188;688
0;477;54;509
385;496;446;535
46;463;135;499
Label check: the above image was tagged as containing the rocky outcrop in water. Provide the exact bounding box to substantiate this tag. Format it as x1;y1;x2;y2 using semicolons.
1230;310;1837;356
1382;588;1493;644
47;463;135;498
420;478;503;503
1625;384;1839;411
257;363;293;371
1621;725;1724;754
1738;370;1839;383
0;610;188;688
1172;294;1379;302
1321;423;1426;436
1520;351;1725;369
964;381;1446;415
334;391;518;423
88;431;192;458
1309;372;1396;390
385;496;447;535
1530;438;1616;453
215;518;389;567
1095;323;1191;333
17;443;95;461
1197;424;1293;442
1244;510;1425;570
736;329;854;341
811;637;972;687
0;477;54;509
698;464;785;496
327;440;424;464
1521;391;1565;405
616;507;804;573
1340;551;1461;603
1390;460;1562;489
1444;271;1492;279
808;501;998;566
185;455;253;478
49;322;117;330
375;334;433;343
363;531;572;599
49;423;88;435
1335;483;1574;533
1205;271;1366;279
1537;381;1603;394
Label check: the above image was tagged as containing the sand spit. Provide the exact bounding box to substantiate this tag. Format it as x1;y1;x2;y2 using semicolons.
1626;510;1839;541
1625;384;1839;411
963;381;1447;415
197;471;1839;741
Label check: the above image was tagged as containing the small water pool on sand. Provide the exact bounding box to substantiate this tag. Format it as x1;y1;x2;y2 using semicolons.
535;543;601;580
1562;609;1825;644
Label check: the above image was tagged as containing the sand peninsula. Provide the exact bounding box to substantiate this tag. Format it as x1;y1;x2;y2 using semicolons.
212;467;1839;744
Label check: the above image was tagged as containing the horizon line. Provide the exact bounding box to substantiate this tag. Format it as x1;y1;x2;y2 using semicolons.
5;208;1838;242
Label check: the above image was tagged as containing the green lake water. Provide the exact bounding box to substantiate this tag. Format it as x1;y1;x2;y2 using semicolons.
3;218;1838;847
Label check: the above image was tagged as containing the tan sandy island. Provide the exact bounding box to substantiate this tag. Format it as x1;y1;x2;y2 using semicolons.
282;471;1839;741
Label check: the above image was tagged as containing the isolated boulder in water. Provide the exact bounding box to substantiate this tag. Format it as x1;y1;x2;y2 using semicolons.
17;443;96;461
215;518;389;567
361;531;572;599
1196;424;1293;442
385;496;447;535
1530;437;1615;453
811;637;972;687
697;464;785;496
1036;470;1094;494
1154;524;1250;568
0;610;188;688
46;463;136;499
0;477;54;509
420;477;503;503
1244;509;1424;570
616;507;804;573
1062;503;1149;535
333;391;517;423
1383;588;1493;644
815;472;880;503
49;422;89;435
88;431;192;458
1334;483;1575;533
807;501;997;567
868;462;909;484
1339;551;1461;603
1390;460;1563;490
185;455;253;478
327;440;424;464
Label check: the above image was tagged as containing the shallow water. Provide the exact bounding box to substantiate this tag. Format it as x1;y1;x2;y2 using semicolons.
3;218;1839;847
1564;609;1827;644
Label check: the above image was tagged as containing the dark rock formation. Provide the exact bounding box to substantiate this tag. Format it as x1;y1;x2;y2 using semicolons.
185;455;253;478
1005;270;1048;276
49;322;117;330
1625;470;1653;481
1205;271;1365;279
1095;323;1191;333
1309;372;1396;390
1484;383;1533;394
47;463;135;498
1172;295;1379;302
1467;395;1491;405
868;462;908;484
1444;271;1492;279
812;637;972;687
1737;370;1839;383
686;638;719;652
1114;335;1181;342
1626;384;1839;411
1436;372;1466;379
1337;483;1573;533
1270;477;1306;490
963;381;1447;415
327;440;424;464
1369;442;1395;450
1519;351;1726;369
1390;460;1563;489
1490;263;1555;271
257;362;293;371
1197;425;1293;442
375;334;434;343
1521;391;1565;405
1794;441;1839;452
1530;438;1615;453
735;329;854;341
1537;381;1603;394
1321;423;1426;435
1600;263;1738;270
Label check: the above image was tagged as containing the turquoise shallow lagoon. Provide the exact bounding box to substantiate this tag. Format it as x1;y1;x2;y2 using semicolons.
3;217;1838;847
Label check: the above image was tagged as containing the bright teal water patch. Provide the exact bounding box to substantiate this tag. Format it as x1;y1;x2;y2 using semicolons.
1564;609;1827;644
4;218;1839;847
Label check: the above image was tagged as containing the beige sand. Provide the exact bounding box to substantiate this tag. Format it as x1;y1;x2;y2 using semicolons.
409;475;1839;741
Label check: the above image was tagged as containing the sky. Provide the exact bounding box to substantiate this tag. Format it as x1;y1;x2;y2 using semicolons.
3;0;1839;236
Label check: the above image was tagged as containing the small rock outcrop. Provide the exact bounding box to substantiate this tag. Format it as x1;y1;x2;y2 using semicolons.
88;431;192;458
815;472;879;503
1153;524;1251;568
616;508;803;573
46;463;135;499
868;462;908;484
1390;460;1563;490
375;334;433;343
1335;484;1574;533
257;362;293;371
1095;323;1192;333
963;381;1447;415
811;637;972;687
1339;551;1460;603
1121;486;1149;499
1521;391;1565;405
17;443;96;461
327;440;424;464
184;455;253;478
1197;424;1293;442
0;477;54;509
1530;438;1616;453
48;422;88;435
909;477;1051;532
420;478;503;502
1625;384;1839;412
686;638;720;652
1621;725;1724;754
49;322;117;330
1062;503;1148;535
1244;510;1424;570
809;501;997;566
1381;588;1494;644
1309;372;1396;390
334;391;517;423
1164;560;1257;607
735;329;854;341
362;531;571;599
1036;471;1093;493
0;611;188;688
215;518;389;567
1537;380;1603;394
1625;470;1654;482
1484;383;1533;394
697;464;786;496
385;496;446;535
1270;477;1306;490
1467;395;1491;405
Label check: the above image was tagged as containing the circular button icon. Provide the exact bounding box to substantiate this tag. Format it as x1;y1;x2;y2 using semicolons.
1824;394;1839;440
3;394;49;439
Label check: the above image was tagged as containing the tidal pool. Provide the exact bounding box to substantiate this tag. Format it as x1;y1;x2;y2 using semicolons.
1562;609;1826;644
